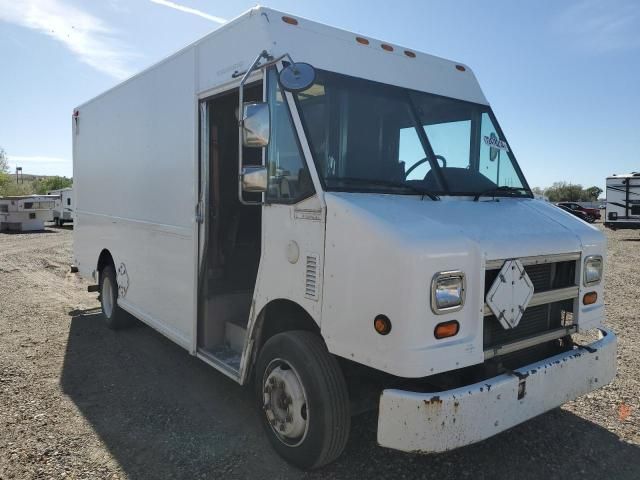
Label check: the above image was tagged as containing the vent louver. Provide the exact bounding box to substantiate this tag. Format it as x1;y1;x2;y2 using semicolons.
305;254;320;300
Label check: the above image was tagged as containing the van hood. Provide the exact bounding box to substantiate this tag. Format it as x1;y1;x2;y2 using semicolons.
323;193;604;260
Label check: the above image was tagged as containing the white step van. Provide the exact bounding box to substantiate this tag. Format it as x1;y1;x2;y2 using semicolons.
73;7;616;469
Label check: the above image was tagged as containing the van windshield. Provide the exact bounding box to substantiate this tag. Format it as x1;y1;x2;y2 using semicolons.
292;69;531;197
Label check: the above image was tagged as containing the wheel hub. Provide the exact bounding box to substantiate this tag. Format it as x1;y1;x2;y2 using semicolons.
263;363;308;444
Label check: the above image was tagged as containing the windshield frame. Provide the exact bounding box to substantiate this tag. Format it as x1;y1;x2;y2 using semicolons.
289;68;533;198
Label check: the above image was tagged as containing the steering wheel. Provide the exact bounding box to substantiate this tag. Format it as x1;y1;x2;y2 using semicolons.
405;155;447;179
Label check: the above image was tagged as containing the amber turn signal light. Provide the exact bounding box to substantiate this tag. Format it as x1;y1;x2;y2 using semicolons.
374;315;392;335
583;292;597;305
434;320;459;339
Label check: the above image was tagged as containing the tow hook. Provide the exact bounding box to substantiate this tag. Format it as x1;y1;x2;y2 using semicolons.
505;369;528;400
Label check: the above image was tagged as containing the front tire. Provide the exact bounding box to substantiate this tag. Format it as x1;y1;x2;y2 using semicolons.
255;331;350;469
99;265;132;329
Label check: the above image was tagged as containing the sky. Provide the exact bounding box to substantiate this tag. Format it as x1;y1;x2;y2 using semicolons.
0;0;639;191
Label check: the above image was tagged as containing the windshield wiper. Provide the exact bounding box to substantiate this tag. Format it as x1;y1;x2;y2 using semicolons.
330;177;440;201
473;186;531;202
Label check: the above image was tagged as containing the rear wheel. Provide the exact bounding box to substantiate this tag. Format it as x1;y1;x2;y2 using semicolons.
99;265;132;329
255;331;350;469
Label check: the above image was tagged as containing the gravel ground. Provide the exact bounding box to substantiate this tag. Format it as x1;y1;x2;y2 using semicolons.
1;224;639;479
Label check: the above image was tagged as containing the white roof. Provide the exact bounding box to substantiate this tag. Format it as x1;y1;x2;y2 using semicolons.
77;6;487;109
607;173;640;179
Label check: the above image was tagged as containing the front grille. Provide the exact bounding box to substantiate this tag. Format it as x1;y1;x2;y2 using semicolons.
484;260;576;296
483;259;577;350
483;301;573;349
525;263;553;291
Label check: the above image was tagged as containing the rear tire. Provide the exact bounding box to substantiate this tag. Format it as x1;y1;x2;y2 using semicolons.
255;331;350;470
99;265;132;329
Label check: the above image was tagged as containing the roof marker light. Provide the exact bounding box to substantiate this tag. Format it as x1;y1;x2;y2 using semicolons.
404;50;416;58
455;65;466;72
356;36;370;45
381;43;394;52
282;16;298;25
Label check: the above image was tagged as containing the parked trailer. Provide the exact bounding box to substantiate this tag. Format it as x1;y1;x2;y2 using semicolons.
73;7;616;468
605;173;640;230
48;188;74;226
0;195;56;232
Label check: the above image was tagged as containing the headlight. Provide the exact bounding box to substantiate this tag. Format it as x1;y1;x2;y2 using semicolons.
431;271;466;314
583;255;603;286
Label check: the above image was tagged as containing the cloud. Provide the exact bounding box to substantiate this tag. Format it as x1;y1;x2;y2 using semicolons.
553;0;640;53
150;0;226;24
0;0;136;79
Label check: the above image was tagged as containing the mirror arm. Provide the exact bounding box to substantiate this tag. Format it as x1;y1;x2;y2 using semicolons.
238;50;271;206
231;53;293;79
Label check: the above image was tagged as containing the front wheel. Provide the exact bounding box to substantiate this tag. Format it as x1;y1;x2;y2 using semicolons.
255;331;350;469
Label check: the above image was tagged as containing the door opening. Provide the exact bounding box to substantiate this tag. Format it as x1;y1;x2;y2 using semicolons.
198;82;263;373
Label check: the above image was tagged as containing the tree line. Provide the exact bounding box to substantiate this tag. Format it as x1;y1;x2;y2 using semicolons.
0;147;72;196
532;182;603;203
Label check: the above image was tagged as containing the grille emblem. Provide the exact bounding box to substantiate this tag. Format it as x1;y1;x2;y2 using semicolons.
486;259;534;329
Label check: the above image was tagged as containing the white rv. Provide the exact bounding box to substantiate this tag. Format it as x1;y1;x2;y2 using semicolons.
48;187;74;226
0;195;55;232
73;7;616;468
605;173;640;230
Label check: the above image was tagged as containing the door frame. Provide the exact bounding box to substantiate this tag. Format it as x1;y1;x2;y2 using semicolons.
192;72;265;373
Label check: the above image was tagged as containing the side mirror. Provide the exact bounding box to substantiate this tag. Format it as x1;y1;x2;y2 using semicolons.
278;62;316;92
242;102;270;148
241;166;268;193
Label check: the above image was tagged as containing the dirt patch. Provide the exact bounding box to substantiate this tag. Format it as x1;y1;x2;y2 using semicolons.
1;224;639;479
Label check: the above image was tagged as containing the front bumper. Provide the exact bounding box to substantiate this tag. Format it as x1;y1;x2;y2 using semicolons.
377;328;617;453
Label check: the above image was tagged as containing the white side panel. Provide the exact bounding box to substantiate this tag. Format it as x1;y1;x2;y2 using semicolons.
73;47;197;349
239;196;325;383
251;197;325;320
